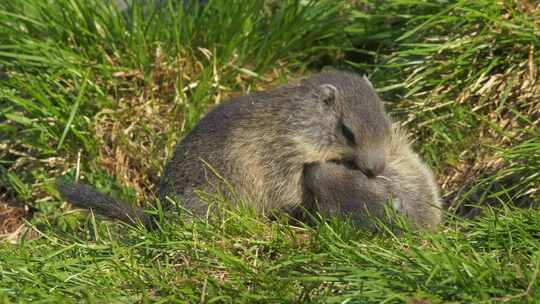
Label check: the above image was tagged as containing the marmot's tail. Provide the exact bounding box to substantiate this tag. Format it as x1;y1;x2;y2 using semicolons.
56;181;153;226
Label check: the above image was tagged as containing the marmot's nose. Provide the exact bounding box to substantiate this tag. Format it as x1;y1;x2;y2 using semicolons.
356;153;385;179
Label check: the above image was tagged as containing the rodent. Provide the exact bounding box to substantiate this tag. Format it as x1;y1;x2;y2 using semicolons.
57;71;441;229
303;124;442;230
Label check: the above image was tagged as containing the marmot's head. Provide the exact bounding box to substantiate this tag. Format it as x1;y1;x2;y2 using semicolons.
293;72;392;178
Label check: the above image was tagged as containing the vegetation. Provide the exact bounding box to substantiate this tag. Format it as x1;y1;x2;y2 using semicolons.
0;0;538;302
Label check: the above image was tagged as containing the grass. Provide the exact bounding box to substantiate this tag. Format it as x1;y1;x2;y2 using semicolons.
2;204;540;303
0;0;539;302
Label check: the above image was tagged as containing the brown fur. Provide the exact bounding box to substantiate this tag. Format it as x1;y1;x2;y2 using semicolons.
157;71;392;213
57;71;441;229
303;124;442;230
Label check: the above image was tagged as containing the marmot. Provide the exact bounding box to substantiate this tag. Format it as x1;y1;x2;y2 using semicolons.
303;125;442;230
58;71;441;229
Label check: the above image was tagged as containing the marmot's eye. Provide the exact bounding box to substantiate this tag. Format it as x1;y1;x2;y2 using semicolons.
341;122;356;145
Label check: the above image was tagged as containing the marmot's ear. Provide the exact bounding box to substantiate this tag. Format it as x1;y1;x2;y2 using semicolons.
318;84;338;106
362;74;374;89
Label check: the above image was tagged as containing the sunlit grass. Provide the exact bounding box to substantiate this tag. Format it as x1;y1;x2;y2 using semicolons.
0;0;539;302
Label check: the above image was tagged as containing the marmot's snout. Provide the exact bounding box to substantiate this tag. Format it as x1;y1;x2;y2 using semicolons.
355;151;385;179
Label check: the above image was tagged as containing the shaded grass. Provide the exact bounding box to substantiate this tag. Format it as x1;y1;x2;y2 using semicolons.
0;0;539;302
